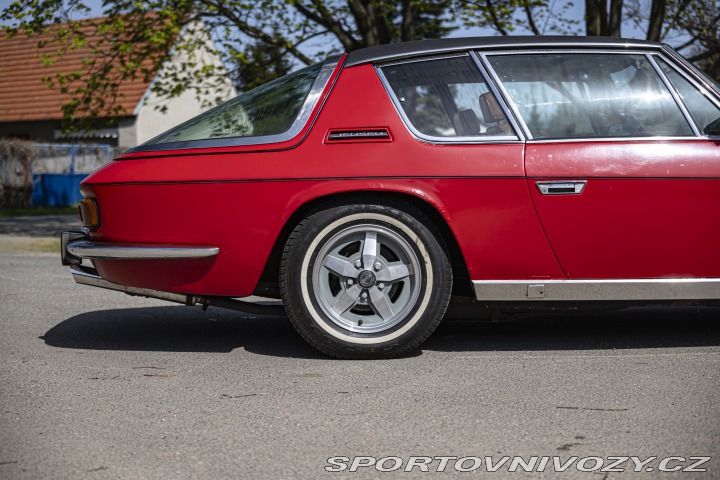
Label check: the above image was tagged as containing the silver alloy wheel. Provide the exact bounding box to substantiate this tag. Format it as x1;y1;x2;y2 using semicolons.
311;224;422;334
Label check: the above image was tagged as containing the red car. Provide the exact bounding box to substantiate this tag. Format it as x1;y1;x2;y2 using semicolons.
62;36;720;359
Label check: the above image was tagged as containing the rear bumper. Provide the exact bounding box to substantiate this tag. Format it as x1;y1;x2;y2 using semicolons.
60;231;284;315
61;231;220;266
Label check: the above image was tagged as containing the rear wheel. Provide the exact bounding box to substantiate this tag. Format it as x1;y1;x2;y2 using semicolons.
280;201;452;359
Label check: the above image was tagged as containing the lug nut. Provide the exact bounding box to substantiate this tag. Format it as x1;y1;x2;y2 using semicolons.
374;262;382;271
378;283;385;290
347;279;354;286
354;259;362;268
361;292;368;300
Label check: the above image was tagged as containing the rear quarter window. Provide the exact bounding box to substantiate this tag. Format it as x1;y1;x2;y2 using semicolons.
378;56;515;139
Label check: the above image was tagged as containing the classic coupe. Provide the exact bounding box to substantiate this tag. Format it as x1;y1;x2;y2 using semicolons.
62;36;720;359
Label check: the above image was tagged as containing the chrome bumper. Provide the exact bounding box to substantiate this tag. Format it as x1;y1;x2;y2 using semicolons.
61;232;284;315
61;231;219;266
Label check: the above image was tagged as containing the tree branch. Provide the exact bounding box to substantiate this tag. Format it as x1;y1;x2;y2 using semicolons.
675;12;720;51
199;3;314;64
484;0;509;35
523;0;541;35
293;1;362;51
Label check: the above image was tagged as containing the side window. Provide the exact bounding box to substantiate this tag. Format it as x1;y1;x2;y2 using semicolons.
655;57;720;134
487;53;694;140
378;56;514;138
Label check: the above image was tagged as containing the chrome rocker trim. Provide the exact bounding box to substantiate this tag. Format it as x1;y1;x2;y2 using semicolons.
473;278;720;301
67;239;220;260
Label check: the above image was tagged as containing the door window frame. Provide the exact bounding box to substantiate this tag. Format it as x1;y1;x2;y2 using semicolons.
478;49;712;143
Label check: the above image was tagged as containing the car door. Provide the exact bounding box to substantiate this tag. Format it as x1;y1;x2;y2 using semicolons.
484;50;720;279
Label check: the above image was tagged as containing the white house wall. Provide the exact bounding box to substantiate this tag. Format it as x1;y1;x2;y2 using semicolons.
133;22;236;148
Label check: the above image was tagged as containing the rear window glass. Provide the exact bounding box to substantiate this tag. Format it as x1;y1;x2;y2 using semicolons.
487;53;694;140
144;62;323;146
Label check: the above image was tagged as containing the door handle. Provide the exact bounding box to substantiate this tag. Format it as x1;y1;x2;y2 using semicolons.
536;180;587;195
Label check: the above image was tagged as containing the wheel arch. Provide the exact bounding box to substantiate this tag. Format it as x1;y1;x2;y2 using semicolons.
253;189;473;298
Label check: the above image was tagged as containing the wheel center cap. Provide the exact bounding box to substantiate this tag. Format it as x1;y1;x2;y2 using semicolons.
357;270;376;288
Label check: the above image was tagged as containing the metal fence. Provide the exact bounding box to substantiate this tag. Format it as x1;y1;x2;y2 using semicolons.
32;143;121;175
31;143;121;207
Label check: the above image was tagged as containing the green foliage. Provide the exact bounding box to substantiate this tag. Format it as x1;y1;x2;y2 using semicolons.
1;0;718;132
232;41;292;91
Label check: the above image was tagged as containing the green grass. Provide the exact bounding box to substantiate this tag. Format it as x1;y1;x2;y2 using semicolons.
0;236;61;254
0;206;78;217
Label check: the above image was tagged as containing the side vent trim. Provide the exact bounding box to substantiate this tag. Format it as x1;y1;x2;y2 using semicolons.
325;128;393;143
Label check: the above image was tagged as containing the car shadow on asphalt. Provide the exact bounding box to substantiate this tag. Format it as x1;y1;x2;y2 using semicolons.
429;306;720;353
43;305;720;358
43;306;327;359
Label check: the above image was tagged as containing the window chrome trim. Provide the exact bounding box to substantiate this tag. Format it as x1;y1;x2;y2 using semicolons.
375;52;470;68
346;37;664;67
128;56;342;153
484;48;658;57
476;52;534;140
646;53;701;136
469;51;526;141
662;46;720;100
375;54;523;145
650;51;720;136
526;135;703;144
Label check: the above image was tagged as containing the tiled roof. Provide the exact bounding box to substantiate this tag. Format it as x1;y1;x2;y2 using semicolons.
0;19;162;122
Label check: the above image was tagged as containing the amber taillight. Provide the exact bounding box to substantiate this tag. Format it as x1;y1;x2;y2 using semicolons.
77;198;100;230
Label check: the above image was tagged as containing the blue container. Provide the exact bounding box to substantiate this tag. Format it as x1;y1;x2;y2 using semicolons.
32;173;87;207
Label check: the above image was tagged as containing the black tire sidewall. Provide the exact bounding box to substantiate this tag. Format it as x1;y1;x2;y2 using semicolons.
281;202;450;358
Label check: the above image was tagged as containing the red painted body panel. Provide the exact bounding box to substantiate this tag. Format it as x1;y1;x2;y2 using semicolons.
83;64;566;295
88;179;565;295
526;141;720;278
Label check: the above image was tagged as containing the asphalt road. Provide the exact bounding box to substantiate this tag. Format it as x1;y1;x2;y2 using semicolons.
1;251;719;479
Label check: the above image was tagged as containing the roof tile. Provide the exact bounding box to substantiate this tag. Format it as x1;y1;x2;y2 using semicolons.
0;18;163;122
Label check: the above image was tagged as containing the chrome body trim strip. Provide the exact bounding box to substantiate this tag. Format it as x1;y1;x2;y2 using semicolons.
127;56;341;153
67;240;220;260
473;278;720;301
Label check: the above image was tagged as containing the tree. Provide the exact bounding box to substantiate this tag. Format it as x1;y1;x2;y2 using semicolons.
233;41;293;91
1;0;718;127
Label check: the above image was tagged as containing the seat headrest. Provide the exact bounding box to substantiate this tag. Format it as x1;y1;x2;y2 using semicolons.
479;92;505;123
453;109;480;136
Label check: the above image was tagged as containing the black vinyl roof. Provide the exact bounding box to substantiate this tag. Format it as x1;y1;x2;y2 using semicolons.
345;36;665;66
